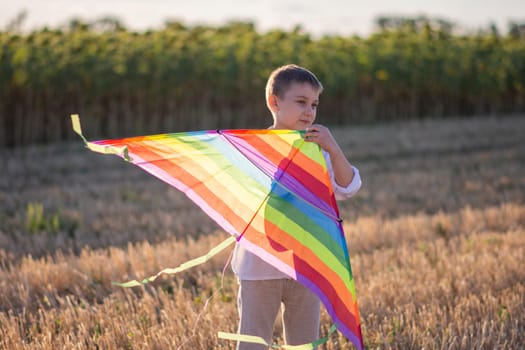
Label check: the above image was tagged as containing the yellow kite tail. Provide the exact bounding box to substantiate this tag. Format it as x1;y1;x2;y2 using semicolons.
113;236;236;287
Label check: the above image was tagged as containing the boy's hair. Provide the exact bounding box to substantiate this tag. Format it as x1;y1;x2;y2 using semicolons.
265;64;323;101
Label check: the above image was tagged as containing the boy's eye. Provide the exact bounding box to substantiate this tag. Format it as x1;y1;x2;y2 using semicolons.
296;100;318;108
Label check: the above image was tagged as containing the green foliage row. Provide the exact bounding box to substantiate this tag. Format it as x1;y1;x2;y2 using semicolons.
1;19;524;147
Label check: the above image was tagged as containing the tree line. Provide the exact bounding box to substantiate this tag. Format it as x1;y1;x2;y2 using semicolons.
1;16;524;147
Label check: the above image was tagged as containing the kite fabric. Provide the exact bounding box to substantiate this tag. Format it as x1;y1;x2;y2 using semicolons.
71;114;364;350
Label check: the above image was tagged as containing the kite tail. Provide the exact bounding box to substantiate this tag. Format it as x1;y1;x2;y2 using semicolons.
113;236;236;287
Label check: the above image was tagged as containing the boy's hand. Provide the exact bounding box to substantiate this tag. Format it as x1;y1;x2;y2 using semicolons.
305;124;355;187
304;124;339;154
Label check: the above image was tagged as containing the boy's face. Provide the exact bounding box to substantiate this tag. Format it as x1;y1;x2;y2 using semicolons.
270;82;320;130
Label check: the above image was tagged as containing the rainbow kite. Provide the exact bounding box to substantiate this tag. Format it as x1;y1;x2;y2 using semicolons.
71;114;363;350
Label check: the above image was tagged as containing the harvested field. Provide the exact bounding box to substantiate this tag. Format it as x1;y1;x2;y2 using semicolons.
1;115;524;349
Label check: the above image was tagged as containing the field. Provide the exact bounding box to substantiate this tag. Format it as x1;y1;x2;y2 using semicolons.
0;115;524;349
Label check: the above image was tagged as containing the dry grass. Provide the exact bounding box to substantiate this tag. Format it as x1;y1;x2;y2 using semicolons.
1;115;524;349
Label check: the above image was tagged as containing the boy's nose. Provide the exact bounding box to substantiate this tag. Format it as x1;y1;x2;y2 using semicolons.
306;106;315;116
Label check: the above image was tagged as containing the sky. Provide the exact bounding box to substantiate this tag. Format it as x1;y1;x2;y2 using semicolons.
1;0;524;36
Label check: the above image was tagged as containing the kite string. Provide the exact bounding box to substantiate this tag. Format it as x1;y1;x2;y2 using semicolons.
217;130;342;223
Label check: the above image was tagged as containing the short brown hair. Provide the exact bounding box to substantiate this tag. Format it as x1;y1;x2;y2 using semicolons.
265;64;323;101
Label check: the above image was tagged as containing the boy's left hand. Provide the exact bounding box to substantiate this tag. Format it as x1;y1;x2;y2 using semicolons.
304;124;339;154
305;124;355;187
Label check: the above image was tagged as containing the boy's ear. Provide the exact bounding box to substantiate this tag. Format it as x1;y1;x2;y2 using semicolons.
267;94;279;112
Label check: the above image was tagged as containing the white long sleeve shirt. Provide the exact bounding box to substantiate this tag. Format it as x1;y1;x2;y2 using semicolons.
231;150;362;280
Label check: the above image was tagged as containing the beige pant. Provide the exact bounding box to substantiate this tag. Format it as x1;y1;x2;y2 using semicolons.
237;279;320;350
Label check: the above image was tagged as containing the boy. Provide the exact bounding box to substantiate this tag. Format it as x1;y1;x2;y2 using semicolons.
231;64;362;349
